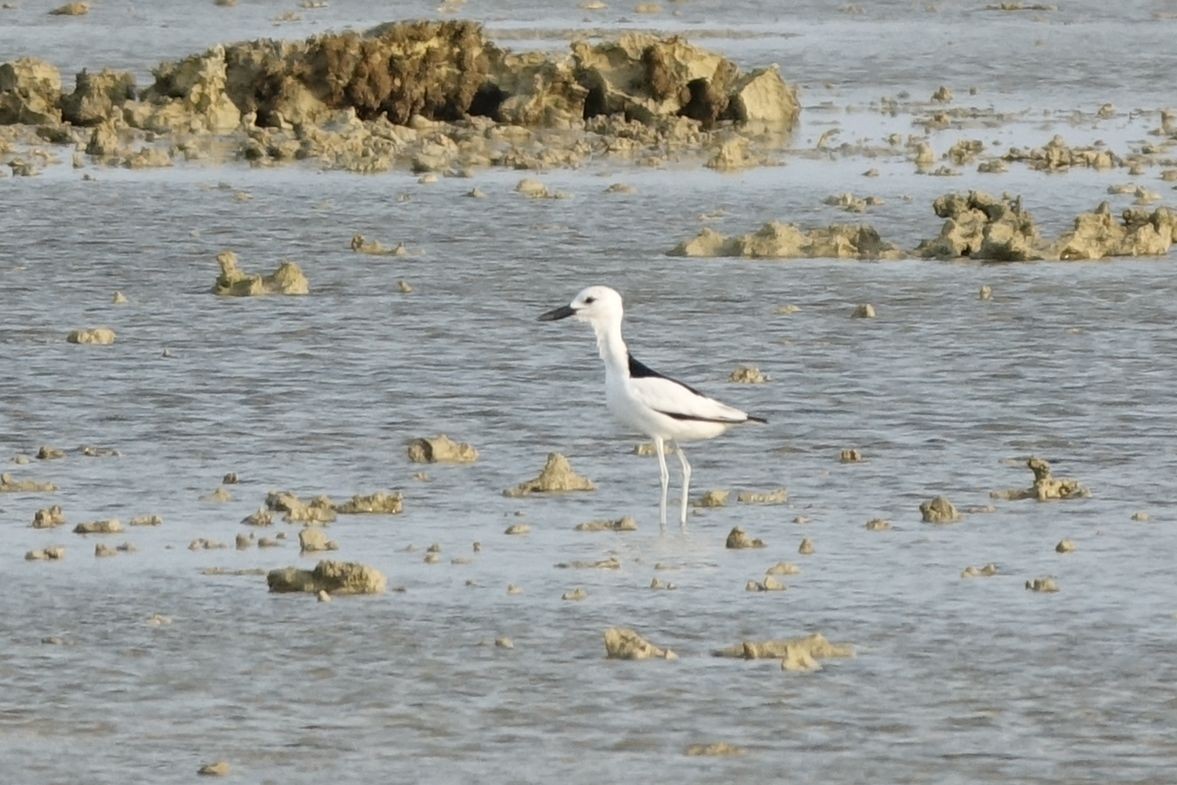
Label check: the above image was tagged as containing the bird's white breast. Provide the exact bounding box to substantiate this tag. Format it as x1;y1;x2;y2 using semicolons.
605;371;646;431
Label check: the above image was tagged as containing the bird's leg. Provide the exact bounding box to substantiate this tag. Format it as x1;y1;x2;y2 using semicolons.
654;436;669;529
674;441;691;528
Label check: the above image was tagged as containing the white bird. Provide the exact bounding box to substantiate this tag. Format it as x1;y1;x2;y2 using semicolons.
538;285;766;528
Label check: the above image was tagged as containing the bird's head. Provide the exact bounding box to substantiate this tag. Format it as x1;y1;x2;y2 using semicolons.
538;285;623;326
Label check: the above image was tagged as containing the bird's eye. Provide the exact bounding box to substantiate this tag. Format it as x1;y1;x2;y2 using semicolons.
584;296;596;304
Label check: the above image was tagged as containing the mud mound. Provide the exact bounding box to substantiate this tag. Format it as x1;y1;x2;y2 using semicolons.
299;21;490;124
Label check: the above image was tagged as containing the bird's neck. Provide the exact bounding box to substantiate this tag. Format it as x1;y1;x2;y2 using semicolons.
592;320;629;377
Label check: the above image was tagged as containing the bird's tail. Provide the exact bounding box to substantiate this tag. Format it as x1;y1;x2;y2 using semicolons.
746;415;768;424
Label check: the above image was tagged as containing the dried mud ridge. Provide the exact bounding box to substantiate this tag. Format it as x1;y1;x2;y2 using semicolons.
671;191;1175;262
198;189;1175;288
0;20;797;173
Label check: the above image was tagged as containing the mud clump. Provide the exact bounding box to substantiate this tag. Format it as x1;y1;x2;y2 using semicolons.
706;136;758;171
349;234;406;256
32;505;66;528
1005;135;1118;171
917;192;1174;261
714;633;855;671
1;472;58;493
633;441;677;457
745;576;786;592
694;489;729;507
67;327;117;345
780;646;825;672
189;538;228;550
824;192;884;213
575;515;637;532
515;178;563;199
299;21;491;125
197;761;231;777
406;434;478;464
603;627;677;660
670;221;900;260
299;528;338;553
0;58;63;125
267;560;387;594
669;227;738;257
725;526;765;549
265;491;337;524
991;457;1090;501
1025;576;1059;593
242;508;273;526
73;518;123;534
736;488;788;504
83;120;129;162
571;34;797;129
920;495;962;524
334;491;404;515
728;365;767;383
61;68;137;126
131;44;242;133
1053;203;1174;261
49;2;89;15
26;547;66;561
503;452;595;496
212;251;309;296
962;563;999;578
916;191;1045;261
95;542;136;557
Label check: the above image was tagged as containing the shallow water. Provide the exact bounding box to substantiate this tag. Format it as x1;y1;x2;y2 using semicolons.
4;2;1177;783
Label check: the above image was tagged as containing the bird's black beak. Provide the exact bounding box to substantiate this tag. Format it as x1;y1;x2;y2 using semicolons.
538;304;576;322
